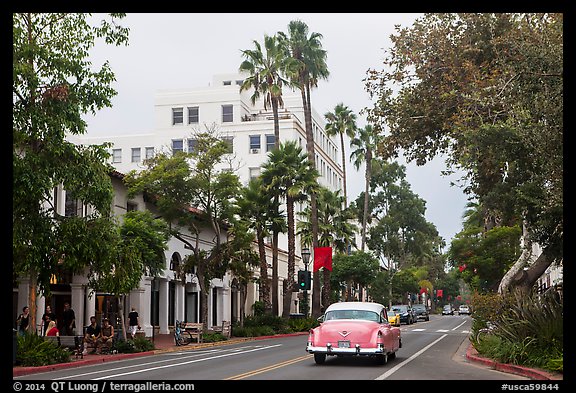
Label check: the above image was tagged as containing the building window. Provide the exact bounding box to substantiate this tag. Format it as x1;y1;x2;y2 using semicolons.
266;134;276;152
131;147;141;163
249;167;261;181
112;149;122;163
65;192;79;217
187;138;197;153
235;80;243;86
127;201;138;212
221;136;233;153
188;106;199;124
172;139;183;155
249;135;261;153
222;105;233;123
145;147;155;160
223;80;232;86
172;107;183;125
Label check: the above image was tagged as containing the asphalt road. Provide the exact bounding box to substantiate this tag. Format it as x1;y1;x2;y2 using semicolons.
15;314;529;382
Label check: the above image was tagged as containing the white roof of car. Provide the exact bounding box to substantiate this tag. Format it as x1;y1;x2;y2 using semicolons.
325;302;385;313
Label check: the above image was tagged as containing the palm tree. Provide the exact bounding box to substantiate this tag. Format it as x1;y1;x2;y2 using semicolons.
237;178;275;312
278;20;329;317
297;186;358;253
239;34;298;149
239;34;298;314
350;124;379;252
261;141;319;317
324;103;357;208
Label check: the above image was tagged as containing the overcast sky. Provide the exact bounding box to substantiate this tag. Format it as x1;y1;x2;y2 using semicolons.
84;13;470;246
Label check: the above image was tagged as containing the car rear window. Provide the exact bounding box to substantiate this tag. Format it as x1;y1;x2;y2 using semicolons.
324;310;380;322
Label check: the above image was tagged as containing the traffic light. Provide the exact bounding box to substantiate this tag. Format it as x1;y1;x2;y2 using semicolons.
297;270;311;291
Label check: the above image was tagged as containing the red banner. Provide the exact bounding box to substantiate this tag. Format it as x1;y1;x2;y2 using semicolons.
313;247;332;272
437;289;443;298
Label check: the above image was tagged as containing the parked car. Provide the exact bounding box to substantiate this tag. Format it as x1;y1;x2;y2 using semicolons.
458;305;471;315
391;304;414;324
442;304;454;315
387;309;401;327
307;301;401;365
411;303;430;321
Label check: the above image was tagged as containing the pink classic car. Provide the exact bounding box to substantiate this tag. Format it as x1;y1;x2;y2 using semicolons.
306;301;401;365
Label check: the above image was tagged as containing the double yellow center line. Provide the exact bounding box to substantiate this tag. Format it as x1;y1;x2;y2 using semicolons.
224;355;312;380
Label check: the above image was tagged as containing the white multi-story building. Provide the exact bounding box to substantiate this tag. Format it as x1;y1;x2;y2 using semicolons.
67;73;344;333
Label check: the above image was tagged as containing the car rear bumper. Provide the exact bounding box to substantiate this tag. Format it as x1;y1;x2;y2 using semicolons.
306;342;385;356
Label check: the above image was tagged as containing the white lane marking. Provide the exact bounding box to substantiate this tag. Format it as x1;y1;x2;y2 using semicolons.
53;345;271;380
375;334;447;380
452;320;468;331
93;344;283;380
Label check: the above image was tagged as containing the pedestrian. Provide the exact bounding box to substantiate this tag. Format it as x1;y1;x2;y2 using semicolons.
16;306;31;336
62;302;76;336
127;307;140;339
45;316;60;336
42;305;57;336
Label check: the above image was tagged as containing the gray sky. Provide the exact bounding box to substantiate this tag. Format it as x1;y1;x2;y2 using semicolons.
84;13;469;246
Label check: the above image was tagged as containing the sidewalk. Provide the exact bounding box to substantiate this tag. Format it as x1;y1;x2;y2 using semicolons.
13;333;562;380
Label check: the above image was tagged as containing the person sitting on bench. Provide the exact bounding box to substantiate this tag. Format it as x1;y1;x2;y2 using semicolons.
45;317;60;336
84;316;101;354
98;318;114;354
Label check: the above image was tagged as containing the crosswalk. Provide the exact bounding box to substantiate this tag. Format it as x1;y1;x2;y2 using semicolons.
403;328;470;334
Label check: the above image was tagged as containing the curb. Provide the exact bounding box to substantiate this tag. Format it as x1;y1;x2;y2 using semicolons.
465;343;562;381
13;352;151;378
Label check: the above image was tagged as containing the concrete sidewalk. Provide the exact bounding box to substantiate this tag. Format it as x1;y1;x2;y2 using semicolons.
13;332;562;380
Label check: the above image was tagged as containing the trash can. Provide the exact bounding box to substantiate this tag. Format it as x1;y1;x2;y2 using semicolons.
13;328;17;364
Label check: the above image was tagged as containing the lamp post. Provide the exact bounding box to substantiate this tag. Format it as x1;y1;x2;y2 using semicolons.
301;247;311;317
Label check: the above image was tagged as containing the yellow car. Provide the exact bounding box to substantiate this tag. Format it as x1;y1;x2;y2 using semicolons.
387;310;401;327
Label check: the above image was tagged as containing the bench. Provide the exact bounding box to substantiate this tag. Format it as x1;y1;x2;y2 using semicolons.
213;320;231;339
182;322;203;343
44;335;84;359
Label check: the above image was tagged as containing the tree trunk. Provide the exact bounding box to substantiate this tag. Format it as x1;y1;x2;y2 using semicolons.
117;294;127;341
272;231;279;315
257;232;272;313
339;131;348;208
300;86;322;318
282;196;296;318
361;149;372;251
272;99;280;316
498;219;555;296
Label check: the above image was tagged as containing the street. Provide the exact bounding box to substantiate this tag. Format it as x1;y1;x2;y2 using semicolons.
15;314;529;382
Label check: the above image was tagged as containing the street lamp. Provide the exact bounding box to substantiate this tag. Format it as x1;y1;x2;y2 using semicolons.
301;247;311;270
301;247;311;317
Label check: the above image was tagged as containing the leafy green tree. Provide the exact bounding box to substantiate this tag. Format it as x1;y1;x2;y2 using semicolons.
331;251;379;302
13;13;129;325
124;130;241;328
261;141;319;317
278;20;329;317
324;103;358;207
368;269;419;306
449;225;522;292
92;210;170;339
364;13;562;295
